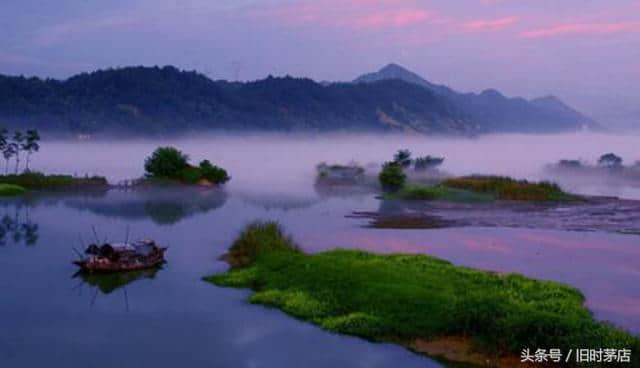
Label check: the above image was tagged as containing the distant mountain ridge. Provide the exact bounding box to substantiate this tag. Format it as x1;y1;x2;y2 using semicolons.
354;63;600;133
0;64;599;136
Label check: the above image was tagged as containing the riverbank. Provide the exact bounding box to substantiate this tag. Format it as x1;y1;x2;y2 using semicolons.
0;172;107;192
206;222;640;367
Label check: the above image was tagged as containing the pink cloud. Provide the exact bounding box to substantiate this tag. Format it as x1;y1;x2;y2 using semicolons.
244;0;437;30
353;9;432;28
464;16;519;31
519;21;640;39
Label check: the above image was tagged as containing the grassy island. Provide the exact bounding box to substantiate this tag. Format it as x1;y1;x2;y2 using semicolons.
384;175;581;202
441;176;580;201
206;222;639;367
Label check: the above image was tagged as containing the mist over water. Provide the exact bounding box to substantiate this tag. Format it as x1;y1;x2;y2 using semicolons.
36;132;640;199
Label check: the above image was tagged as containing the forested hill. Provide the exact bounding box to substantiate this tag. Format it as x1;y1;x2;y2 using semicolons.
0;65;598;136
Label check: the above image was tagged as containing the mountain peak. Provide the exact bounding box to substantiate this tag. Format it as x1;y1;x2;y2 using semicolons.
354;63;441;92
379;63;410;73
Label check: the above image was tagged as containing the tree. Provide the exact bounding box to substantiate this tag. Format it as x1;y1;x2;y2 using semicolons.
378;162;406;192
414;155;444;171
2;143;15;175
0;128;7;152
11;131;24;174
144;146;190;178
199;160;230;184
393;149;412;168
0;128;8;175
22;129;40;172
598;153;622;169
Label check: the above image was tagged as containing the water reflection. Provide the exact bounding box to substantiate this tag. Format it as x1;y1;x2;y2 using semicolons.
239;192;321;211
36;187;229;225
0;207;39;246
73;268;161;295
71;268;162;311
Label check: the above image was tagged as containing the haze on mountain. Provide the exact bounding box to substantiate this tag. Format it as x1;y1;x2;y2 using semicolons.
0;64;600;137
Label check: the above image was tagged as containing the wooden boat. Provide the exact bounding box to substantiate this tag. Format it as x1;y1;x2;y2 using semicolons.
73;239;167;273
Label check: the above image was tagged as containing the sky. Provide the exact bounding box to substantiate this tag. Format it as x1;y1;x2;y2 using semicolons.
1;0;639;127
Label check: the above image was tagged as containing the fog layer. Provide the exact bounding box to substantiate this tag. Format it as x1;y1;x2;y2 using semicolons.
35;132;640;199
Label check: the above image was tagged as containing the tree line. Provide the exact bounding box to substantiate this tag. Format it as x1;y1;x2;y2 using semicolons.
0;129;40;175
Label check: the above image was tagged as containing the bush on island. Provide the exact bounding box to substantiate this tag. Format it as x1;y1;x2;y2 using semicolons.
144;146;190;178
144;147;230;185
378;162;406;192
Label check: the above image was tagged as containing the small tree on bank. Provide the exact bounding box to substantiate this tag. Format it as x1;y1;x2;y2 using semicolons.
393;149;412;169
2;144;15;174
144;146;190;178
0;128;41;175
11;131;24;174
379;162;406;192
199;159;230;184
598;153;623;169
23;129;40;172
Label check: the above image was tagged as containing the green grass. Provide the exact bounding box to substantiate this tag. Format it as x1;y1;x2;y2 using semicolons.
0;172;107;190
389;184;494;203
0;183;27;196
441;176;579;201
206;222;640;367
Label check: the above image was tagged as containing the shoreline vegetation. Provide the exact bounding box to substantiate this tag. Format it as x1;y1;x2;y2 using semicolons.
206;222;640;367
377;149;584;202
0;172;107;195
317;150;583;203
0;128;109;195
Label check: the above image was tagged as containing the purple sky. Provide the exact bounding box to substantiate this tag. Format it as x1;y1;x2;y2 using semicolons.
1;0;639;126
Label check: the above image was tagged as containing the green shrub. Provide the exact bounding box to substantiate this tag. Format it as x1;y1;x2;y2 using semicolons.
199;160;230;184
178;166;203;184
378;162;406;192
144;146;190;178
222;221;300;268
143;147;230;185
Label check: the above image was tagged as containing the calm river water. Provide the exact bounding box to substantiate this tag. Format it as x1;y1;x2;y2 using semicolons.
1;134;639;367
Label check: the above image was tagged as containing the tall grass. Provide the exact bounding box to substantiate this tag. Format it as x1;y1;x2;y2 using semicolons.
221;221;300;268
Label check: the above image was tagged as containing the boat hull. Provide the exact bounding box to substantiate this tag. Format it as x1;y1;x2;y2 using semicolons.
73;248;167;273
